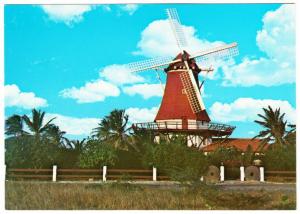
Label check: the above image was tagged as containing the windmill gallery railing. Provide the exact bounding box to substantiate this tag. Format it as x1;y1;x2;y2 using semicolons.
133;121;235;135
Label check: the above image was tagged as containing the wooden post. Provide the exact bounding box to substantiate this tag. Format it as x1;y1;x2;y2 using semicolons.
52;165;57;182
240;166;245;181
260;167;264;182
153;167;157;181
220;165;224;182
103;166;107;182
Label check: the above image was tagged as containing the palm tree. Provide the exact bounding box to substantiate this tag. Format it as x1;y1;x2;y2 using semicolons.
285;124;296;144
5;114;28;137
22;109;56;142
287;124;296;133
253;105;288;148
67;139;86;153
45;124;69;146
92;109;130;149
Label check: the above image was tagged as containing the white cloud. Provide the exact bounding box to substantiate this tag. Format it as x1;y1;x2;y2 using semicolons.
256;4;295;61
126;106;159;123
134;19;224;59
102;5;111;12
248;131;256;135
99;64;144;85
222;5;295;86
209;98;296;124
60;79;120;103
45;113;99;136
119;4;139;15
123;83;164;99
40;5;94;25
5;84;48;109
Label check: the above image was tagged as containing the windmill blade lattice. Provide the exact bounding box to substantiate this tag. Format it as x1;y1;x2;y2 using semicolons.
180;69;206;112
126;55;175;72
192;43;239;67
166;8;188;51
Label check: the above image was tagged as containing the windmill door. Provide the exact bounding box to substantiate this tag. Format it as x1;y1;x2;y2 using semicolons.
181;116;188;130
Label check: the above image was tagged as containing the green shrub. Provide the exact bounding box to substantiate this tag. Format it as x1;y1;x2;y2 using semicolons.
142;135;209;182
79;140;118;168
207;146;241;167
5;136;59;168
114;150;144;169
263;144;296;171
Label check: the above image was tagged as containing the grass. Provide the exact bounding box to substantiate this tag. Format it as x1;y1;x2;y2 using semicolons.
5;181;296;210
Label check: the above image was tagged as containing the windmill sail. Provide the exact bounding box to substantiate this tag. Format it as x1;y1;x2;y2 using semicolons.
126;55;175;73
166;8;188;51
180;61;206;112
192;43;239;67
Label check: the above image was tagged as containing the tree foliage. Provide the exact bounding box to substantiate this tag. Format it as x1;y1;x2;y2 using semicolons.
5;114;28;137
4;107;296;179
263;144;296;171
79;140;118;168
22;109;56;142
253;106;289;148
142;135;209;182
207;147;241;167
92;109;131;150
5;136;59;168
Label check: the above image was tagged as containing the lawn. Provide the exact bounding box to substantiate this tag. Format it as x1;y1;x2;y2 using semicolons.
5;181;296;210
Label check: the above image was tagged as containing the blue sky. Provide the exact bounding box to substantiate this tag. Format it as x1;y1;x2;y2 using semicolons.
4;4;296;139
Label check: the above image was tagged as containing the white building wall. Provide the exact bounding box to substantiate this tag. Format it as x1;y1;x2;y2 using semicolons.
154;119;213;148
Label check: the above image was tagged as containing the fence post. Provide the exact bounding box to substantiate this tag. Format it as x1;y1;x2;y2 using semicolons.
260;167;264;182
52;165;57;182
220;165;225;182
240;166;245;181
153;167;157;181
103;166;107;182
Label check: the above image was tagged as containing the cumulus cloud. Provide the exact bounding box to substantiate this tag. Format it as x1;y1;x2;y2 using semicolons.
134;19;224;59
40;5;94;25
5;84;48;109
45;113;99;136
60;79;120;103
209;97;296;124
222;5;295;87
119;4;139;15
99;64;144;86
133;19;226;80
126;106;159;123
123;83;164;99
256;4;295;61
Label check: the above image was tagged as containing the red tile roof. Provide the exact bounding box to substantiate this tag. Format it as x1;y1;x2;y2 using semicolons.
202;138;269;152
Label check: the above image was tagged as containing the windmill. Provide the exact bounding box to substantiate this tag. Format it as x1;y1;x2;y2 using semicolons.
128;8;239;148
